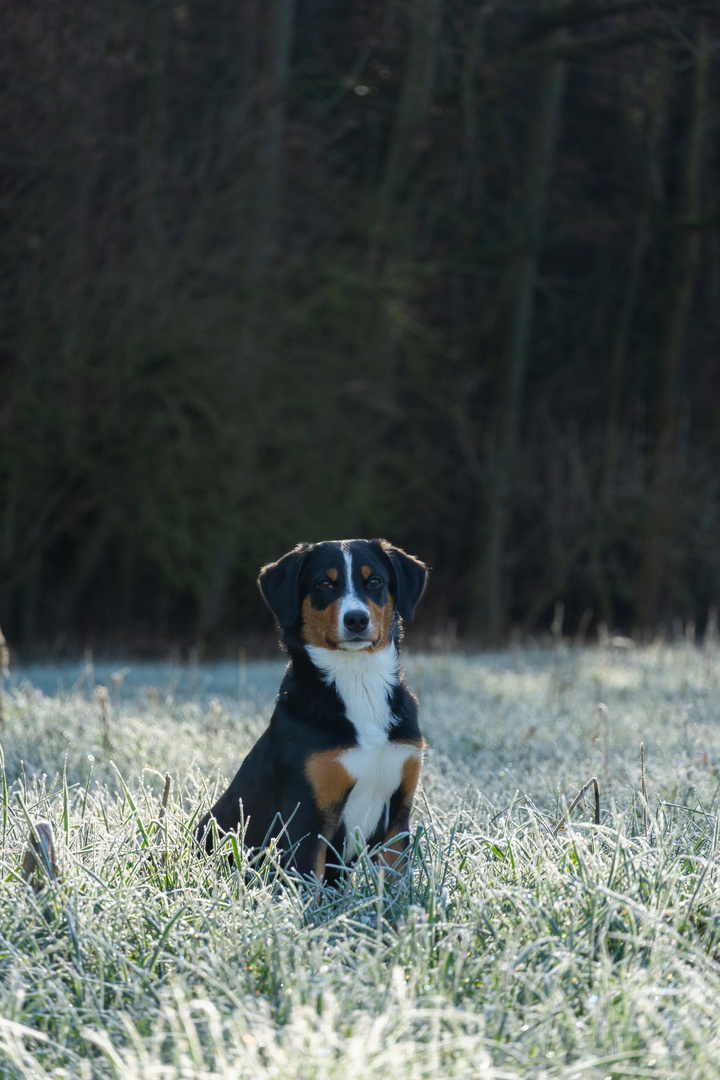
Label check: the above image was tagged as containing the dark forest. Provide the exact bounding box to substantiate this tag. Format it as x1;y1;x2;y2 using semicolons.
1;0;719;653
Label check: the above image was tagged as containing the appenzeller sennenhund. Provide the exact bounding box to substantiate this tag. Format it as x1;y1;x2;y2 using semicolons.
196;538;427;883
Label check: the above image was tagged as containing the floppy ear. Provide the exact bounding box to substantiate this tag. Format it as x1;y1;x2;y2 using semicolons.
258;543;311;628
379;542;428;622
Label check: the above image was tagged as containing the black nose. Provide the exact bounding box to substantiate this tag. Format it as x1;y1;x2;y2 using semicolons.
343;609;370;634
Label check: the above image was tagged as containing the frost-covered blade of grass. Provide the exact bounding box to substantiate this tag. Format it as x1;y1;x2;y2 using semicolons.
1;643;719;1079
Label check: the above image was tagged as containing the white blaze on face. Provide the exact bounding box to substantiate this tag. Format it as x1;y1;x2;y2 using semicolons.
335;547;369;645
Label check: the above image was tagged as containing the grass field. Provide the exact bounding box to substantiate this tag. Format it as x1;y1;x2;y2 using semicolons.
1;642;719;1079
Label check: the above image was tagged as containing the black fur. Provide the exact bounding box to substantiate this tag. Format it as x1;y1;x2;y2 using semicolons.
196;539;427;882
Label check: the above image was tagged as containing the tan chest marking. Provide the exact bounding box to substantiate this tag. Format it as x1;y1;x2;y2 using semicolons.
305;740;423;877
305;748;355;811
397;744;423;806
340;739;423;841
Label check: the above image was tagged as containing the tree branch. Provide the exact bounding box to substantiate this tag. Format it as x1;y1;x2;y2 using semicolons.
518;0;716;46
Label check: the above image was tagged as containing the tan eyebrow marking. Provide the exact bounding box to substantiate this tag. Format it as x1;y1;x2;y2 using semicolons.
327;568;338;581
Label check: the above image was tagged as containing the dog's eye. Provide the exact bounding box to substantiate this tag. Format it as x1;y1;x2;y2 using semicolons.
317;578;334;590
367;576;382;588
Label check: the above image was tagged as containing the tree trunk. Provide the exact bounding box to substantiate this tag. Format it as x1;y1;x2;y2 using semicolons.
356;0;443;502
201;0;295;638
138;0;170;243
472;49;567;641
367;0;442;275
589;62;667;627
251;0;296;273
636;25;710;630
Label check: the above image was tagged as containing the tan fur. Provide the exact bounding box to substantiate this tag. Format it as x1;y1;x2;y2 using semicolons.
301;595;341;648
379;833;407;869
314;839;329;879
379;749;423;870
305;748;356;810
398;750;423;805
368;597;394;650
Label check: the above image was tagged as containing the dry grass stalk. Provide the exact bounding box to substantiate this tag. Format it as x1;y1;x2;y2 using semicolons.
705;605;718;684
682;711;713;771
96;685;110;747
154;773;173;847
592;703;611;779
0;625;8;728
160;772;172;814
573;607;594;646
22;821;60;892
554;776;600;836
640;741;648;839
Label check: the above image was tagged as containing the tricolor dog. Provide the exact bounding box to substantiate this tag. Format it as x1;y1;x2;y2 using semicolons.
196;539;427;883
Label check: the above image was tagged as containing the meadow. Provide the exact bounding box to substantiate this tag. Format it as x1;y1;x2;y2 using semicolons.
1;641;719;1079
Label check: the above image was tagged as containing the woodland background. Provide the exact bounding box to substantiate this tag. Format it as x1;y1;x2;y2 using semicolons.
1;0;719;653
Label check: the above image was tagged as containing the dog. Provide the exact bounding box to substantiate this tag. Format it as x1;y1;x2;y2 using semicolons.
196;538;427;884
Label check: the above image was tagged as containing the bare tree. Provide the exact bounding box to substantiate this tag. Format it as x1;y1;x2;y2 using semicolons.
636;23;712;629
472;35;567;641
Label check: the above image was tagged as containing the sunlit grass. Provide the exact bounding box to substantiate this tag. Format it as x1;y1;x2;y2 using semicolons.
1;642;719;1078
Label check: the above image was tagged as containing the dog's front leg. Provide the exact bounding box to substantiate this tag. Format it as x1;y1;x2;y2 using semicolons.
378;750;422;875
285;808;341;883
378;806;412;874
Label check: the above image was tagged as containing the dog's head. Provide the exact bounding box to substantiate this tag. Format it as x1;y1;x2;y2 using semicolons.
258;539;427;651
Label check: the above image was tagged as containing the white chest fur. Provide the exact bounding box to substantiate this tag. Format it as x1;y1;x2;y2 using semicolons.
339;741;420;843
306;643;420;843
